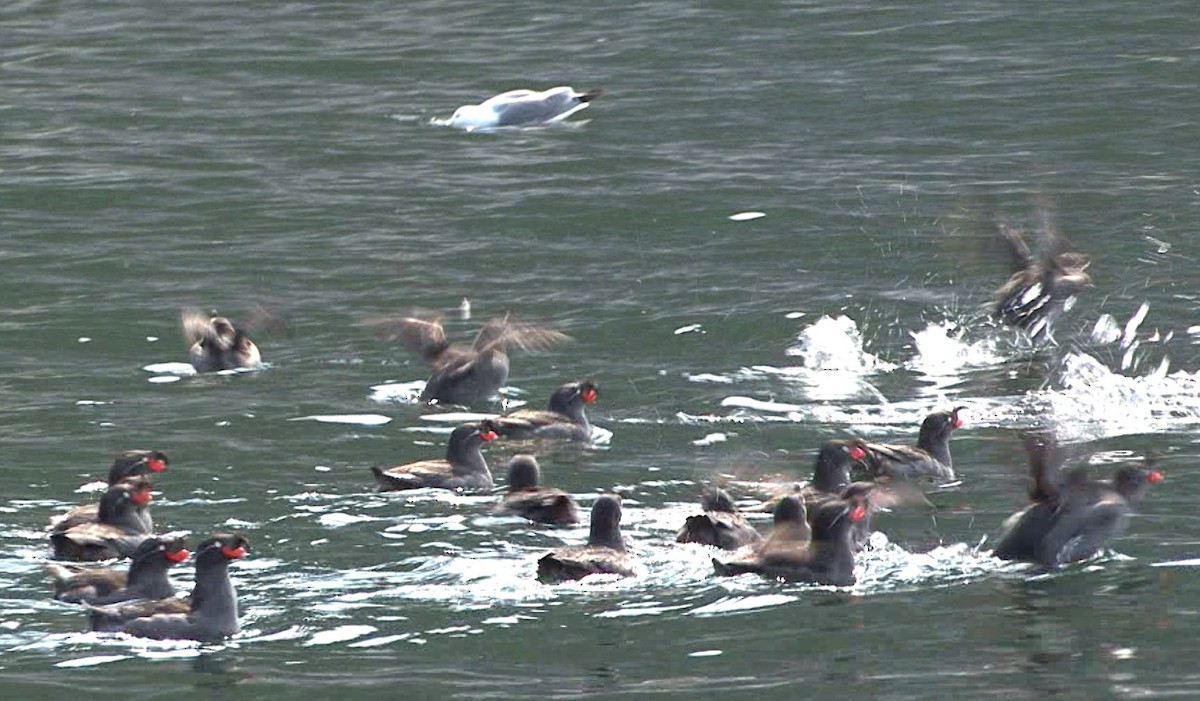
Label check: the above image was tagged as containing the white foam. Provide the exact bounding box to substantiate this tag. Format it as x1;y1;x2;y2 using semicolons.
143;362;197;376
728;211;766;221
590;425;614;445
74;480;108;494
689;595;798;616
692;432;729;446
304;625;378;646
1152;558;1200;568
720;396;803;414
290;414;392;426
55;654;130;668
368;380;426;404
318;512;379;528
347;634;413;648
855;541;1000;591
685;373;735;384
418;412;498;424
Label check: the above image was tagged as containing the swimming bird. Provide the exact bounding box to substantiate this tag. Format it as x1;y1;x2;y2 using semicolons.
676;488;762;550
738;440;909;551
48;536;188;605
750;438;867;513
182;308;262;372
493;455;580;526
537;494;634;583
93;533;247;641
446;87;602;131
48;450;167;533
362;313;570;405
993;437;1161;568
712;495;863;586
853;408;964;483
491;379;597;442
50;478;155;561
370;421;499;492
988;210;1091;342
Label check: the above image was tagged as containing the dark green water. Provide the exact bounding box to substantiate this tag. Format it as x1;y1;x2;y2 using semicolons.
4;0;1200;697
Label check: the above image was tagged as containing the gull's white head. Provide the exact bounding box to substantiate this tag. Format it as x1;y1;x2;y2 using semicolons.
447;104;493;130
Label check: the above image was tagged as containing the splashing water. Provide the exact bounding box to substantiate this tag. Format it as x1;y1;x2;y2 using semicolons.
855;539;1002;592
908;321;1003;377
369;380;427;404
1030;351;1200;441
786;315;895;372
728;315;897;402
1091;314;1122;345
1120;303;1151;349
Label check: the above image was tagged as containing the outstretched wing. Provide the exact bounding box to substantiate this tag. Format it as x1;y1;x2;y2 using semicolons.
995;219;1034;274
360;315;449;363
473;315;571;354
1025;434;1067;502
180;308;216;347
241;304;289;337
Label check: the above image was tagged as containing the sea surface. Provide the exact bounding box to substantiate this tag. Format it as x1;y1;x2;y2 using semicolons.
4;1;1200;698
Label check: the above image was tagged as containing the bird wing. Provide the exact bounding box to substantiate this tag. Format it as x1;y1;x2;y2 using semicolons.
180;308;222;348
471;316;511;352
479;89;539;106
1031;194;1075;261
48;503;99;532
497;488;579;525
488;88;587;126
861;443;948;480
380;459;451;482
418;352;485;406
995;219;1035;273
1043;497;1131;566
473;316;571;354
1025;435;1067;502
993;502;1057;563
494;410;561;430
360;315;449;363
240;304;288;337
542;545;631;575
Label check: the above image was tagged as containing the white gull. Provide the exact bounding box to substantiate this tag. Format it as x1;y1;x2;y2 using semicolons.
443;86;601;131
